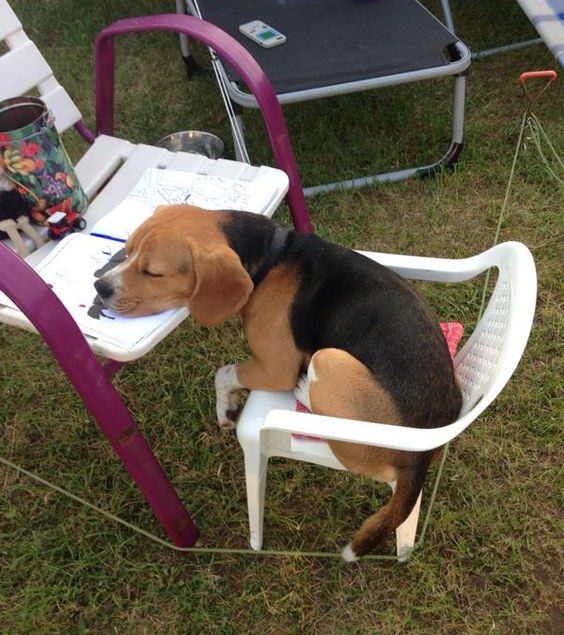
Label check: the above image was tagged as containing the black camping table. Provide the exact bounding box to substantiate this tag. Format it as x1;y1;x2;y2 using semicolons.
178;0;471;192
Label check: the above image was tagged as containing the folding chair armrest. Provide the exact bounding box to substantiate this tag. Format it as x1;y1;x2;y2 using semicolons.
357;241;531;283
94;13;313;232
262;409;471;453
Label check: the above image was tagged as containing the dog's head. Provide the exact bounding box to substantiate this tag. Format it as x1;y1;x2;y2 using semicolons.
94;205;253;326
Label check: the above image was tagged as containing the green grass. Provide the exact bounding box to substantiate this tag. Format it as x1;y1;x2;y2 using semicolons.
1;0;563;633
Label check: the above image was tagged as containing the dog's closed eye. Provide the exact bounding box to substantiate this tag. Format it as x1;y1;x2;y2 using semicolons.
142;269;164;278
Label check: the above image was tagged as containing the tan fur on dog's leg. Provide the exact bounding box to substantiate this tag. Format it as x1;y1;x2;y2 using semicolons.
308;348;402;482
239;265;305;393
306;348;430;560
216;354;303;429
237;355;302;392
220;348;304;429
216;265;305;427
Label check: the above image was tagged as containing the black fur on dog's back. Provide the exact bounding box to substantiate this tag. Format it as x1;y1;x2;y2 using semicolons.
285;232;462;429
222;212;461;430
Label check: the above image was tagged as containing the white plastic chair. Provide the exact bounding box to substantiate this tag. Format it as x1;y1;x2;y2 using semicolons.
236;241;537;560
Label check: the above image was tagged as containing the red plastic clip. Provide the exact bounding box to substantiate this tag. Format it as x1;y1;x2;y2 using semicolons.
519;70;558;105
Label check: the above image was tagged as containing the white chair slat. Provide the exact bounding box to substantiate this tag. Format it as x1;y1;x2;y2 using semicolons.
120;142;173;179
0;0;21;41
39;84;82;133
79;143;171;230
74;135;135;198
164;151;211;173
0;41;53;100
236;163;263;182
206;158;254;179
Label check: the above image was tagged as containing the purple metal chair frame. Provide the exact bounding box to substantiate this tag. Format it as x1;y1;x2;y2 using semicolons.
95;14;314;234
0;15;312;549
0;246;199;546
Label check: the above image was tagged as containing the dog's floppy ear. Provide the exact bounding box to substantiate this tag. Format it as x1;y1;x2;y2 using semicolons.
188;242;253;326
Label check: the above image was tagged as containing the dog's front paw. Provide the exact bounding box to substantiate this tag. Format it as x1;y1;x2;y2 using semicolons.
216;400;240;430
216;391;240;430
217;415;237;430
215;364;241;430
293;373;311;410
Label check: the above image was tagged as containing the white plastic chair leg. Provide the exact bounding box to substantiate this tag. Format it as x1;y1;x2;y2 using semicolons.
243;448;268;550
395;490;422;562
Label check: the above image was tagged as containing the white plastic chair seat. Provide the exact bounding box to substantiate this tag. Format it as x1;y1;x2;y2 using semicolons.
238;390;347;470
236;241;537;559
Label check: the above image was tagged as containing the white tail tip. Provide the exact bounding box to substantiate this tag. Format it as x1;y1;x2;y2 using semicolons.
341;543;359;562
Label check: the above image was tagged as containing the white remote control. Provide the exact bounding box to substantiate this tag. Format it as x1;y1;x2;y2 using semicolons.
239;20;287;48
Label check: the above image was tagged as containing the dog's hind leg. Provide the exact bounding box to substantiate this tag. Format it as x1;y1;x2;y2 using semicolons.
303;348;431;560
305;347;404;479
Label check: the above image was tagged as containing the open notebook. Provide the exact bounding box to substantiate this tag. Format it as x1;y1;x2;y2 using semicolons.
90;166;282;242
0;167;283;351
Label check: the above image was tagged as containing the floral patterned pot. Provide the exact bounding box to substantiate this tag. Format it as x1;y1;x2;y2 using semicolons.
0;96;87;229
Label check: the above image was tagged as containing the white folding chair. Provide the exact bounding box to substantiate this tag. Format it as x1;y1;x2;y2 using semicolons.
0;1;290;307
235;241;537;560
0;0;301;547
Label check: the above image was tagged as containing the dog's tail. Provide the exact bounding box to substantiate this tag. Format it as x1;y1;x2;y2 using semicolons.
342;455;432;561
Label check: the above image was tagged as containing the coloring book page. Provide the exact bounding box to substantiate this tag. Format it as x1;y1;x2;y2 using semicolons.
91;167;280;242
0;233;178;350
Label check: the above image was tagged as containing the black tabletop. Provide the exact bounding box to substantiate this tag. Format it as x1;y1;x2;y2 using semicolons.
194;0;462;94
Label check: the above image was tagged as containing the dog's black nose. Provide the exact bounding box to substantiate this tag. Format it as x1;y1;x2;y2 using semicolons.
94;278;114;299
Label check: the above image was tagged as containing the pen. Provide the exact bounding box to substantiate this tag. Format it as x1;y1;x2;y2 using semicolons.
89;233;127;243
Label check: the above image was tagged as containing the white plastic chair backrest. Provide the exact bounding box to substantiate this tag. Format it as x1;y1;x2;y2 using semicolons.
0;0;82;133
259;242;535;453
363;241;536;437
453;241;536;419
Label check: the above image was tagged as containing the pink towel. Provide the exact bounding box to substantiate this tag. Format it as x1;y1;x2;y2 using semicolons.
439;321;465;360
293;322;464;441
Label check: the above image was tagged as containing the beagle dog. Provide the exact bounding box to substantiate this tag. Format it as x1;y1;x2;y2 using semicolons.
94;205;462;560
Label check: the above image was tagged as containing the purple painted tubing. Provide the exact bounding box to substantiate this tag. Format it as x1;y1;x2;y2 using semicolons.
74;120;96;145
94;14;314;234
0;243;198;547
103;359;124;378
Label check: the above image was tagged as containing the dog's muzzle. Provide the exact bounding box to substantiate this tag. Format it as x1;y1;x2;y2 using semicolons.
94;277;114;300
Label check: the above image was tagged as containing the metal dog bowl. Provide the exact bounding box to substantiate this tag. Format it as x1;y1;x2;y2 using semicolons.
156;130;225;159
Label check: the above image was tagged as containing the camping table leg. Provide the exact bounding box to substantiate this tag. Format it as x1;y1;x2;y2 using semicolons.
0;242;199;547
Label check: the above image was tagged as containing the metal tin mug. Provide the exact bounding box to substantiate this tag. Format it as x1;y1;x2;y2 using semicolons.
0;96;88;227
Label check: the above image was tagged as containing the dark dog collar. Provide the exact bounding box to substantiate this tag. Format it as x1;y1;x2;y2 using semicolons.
251;225;288;287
